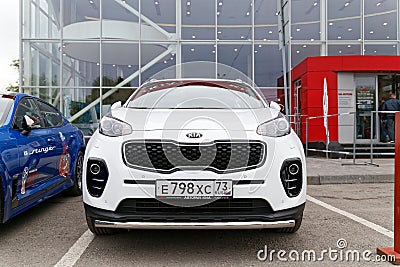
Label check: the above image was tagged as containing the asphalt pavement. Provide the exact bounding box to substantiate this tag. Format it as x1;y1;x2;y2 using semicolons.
0;157;396;266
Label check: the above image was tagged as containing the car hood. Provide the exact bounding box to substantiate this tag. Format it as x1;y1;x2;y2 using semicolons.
109;108;279;131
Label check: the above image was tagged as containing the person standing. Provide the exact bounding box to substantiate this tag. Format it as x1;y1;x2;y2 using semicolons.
381;93;400;143
378;97;388;142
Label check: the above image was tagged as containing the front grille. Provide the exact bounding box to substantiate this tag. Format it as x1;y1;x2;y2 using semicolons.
123;140;265;173
116;198;272;216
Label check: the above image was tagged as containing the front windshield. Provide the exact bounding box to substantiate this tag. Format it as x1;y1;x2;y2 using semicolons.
127;82;265;109
0;97;14;126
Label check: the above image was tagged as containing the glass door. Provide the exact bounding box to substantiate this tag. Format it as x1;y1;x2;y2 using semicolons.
354;75;377;140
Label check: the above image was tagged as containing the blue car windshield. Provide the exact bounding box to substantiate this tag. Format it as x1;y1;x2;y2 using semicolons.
0;97;14;126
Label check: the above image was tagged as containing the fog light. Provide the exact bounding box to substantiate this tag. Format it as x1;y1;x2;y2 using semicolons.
288;163;299;175
90;163;100;175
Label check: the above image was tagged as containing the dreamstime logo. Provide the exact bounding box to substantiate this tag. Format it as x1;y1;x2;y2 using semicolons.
257;238;395;263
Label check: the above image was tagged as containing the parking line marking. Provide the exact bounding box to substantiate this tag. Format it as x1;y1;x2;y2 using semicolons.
54;230;94;267
307;195;394;239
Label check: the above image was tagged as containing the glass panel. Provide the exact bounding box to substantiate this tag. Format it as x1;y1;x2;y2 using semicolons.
63;0;100;39
140;0;176;39
102;0;140;41
23;42;61;87
291;0;320;41
182;0;215;40
354;75;376;140
364;44;397;55
254;0;278;40
182;44;216;78
217;0;252;40
365;0;397;40
102;41;140;87
140;43;176;83
63;88;100;136
291;44;320;67
62;42;100;87
23;0;61;39
254;44;282;87
328;0;361;40
217;44;252;80
328;44;361;56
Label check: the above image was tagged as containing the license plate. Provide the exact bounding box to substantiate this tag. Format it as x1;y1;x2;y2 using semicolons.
156;180;232;199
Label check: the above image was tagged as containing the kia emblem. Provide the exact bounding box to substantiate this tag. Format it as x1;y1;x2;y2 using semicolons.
186;132;203;138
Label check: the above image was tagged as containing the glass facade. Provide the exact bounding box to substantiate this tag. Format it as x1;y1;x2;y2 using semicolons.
21;0;400;135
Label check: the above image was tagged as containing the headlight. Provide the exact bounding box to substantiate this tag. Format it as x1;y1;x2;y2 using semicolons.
256;114;290;137
99;116;132;137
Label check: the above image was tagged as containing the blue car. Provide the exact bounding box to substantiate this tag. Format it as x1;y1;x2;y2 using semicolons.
0;92;85;223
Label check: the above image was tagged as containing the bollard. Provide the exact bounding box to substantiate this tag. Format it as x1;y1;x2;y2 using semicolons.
377;112;400;264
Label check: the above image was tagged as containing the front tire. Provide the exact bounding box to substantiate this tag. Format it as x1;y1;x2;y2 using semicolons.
85;213;114;235
66;151;84;196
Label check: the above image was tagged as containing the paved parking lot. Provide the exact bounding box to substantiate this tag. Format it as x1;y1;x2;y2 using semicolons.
0;183;394;266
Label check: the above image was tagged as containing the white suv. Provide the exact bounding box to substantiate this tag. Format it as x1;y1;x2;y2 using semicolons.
83;79;306;235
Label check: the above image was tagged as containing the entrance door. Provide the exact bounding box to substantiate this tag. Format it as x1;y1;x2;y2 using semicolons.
354;75;377;140
378;74;400;141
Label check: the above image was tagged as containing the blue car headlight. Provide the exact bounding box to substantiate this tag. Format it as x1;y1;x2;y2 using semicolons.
99;116;132;137
256;113;290;137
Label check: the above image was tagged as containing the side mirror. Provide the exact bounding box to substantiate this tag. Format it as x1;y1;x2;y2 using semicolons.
111;101;122;110
21;115;40;135
269;101;282;111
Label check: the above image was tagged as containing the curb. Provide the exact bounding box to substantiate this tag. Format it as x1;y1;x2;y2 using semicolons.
307;175;394;185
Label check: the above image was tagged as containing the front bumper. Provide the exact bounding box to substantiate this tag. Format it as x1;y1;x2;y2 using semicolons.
85;202;305;229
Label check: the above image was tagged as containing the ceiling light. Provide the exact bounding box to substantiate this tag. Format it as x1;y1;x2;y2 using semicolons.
337;36;342;39
234;48;238;52
369;31;374;34
258;45;262;48
339;50;342;54
240;36;244;39
187;11;191;15
348;28;352;31
387;36;390;39
296;50;300;54
112;64;116;67
254;50;258;53
217;31;222;34
96;62;100;66
89;0;94;3
376;2;382;6
170;57;174;60
374;50;377;53
268;31;273;34
313;2;318;6
275;12;279;16
191;48;195;52
192;35;196;39
212;50;215;53
154;1;159;5
217;11;220;16
128;65;132;68
383;22;388;26
347;45;351;48
263;38;267;41
164;61;167;64
310;38;315;41
329;22;333;26
393;45;396;48
344;2;350;7
187;1;191;5
296;28;300;32
303;45;307;48
218;2;223;6
246;11;250;16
